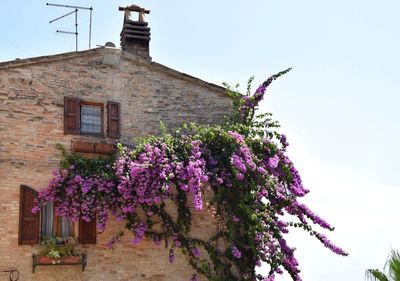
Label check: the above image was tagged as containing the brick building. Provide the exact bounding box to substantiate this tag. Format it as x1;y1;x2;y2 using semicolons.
0;5;232;281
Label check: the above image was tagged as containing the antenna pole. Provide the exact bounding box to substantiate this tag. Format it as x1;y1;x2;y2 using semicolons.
47;3;93;52
49;10;76;24
47;3;92;10
75;9;78;52
56;31;76;35
89;7;93;49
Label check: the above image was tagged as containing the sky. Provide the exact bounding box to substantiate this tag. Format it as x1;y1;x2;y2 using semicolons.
1;1;400;280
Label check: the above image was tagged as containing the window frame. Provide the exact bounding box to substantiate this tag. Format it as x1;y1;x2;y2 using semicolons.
79;101;104;137
64;97;121;139
18;186;97;245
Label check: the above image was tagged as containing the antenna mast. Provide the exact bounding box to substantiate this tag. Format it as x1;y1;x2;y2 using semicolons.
46;3;93;51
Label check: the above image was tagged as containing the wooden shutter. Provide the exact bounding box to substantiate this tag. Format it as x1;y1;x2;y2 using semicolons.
18;185;39;245
64;97;80;134
78;219;96;244
107;101;121;138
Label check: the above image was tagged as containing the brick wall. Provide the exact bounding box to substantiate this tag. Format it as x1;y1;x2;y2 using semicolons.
0;48;232;280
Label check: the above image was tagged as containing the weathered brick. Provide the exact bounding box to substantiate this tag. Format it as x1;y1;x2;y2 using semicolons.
0;47;232;280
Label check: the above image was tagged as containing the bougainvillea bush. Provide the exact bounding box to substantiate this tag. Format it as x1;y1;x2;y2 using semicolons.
33;68;347;281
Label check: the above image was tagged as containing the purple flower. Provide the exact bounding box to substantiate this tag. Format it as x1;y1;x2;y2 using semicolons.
216;177;224;185
257;166;266;174
260;188;268;196
173;236;182;248
314;232;348;256
74;174;83;182
152;235;160;246
228;131;245;143
106;234;121;248
267;155;280;169
191;247;200;258
136;228;145;236
280;134;289;147
82;182;92;193
131;236;142;246
236;173;245;181
208;157;218;166
31;205;40;214
231;154;247;173
168;248;175;263
231;245;241;259
263;274;275;281
105;241;114;248
239;69;291;121
180;184;189;191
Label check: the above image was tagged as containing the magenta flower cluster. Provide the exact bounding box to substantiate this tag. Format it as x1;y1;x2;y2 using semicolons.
33;70;347;281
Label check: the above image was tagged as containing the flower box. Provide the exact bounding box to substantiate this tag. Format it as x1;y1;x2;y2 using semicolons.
37;255;81;264
32;253;87;273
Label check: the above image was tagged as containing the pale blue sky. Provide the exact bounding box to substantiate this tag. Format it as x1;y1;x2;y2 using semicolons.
1;1;399;280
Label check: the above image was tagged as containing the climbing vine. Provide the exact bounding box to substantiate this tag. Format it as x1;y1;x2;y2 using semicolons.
33;68;347;281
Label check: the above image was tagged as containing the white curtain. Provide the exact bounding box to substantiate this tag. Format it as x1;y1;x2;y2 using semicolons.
41;201;72;238
41;201;54;238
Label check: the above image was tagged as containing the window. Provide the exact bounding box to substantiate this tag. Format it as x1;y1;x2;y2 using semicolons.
41;201;73;239
64;97;120;138
19;185;96;245
80;102;103;135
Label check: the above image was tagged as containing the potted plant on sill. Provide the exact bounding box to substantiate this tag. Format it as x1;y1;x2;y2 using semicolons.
36;236;81;264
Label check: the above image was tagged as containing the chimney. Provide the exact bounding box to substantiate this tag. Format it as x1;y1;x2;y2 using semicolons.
119;4;151;60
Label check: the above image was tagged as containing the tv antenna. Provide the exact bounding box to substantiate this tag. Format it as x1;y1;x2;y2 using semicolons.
46;3;93;52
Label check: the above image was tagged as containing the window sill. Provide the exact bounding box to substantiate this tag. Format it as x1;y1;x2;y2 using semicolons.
79;132;104;138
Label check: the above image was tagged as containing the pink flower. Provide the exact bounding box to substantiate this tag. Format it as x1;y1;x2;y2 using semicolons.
231;245;241;259
236;173;244;181
191;247;200;258
31;205;40;214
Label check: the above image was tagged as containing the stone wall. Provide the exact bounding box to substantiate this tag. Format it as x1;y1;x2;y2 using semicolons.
0;48;232;280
